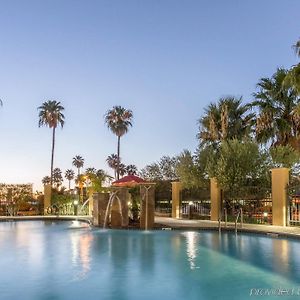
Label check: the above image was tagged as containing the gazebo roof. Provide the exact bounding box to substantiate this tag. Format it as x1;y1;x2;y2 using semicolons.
112;175;146;187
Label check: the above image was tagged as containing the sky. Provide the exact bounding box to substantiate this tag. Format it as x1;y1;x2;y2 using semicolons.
0;0;299;191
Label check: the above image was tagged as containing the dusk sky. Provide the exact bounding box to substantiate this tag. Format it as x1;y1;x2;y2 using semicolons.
0;0;299;191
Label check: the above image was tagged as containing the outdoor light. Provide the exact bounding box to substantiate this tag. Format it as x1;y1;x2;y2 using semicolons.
127;201;131;206
263;212;268;217
189;201;193;206
74;199;79;206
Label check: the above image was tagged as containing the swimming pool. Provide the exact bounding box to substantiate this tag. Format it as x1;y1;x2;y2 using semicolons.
0;220;300;300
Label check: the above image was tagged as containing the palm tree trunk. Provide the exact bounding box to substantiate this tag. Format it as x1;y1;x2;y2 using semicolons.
50;127;56;186
69;180;71;191
117;135;121;180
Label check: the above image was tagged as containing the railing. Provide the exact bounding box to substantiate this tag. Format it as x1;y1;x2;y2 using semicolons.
45;203;89;216
180;200;210;219
180;187;211;220
287;184;300;226
223;186;272;225
155;200;172;214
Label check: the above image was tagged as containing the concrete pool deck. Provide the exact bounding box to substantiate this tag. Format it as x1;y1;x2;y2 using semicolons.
2;215;300;238
155;216;300;238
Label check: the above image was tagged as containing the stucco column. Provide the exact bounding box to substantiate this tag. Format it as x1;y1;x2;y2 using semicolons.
271;168;289;226
140;184;155;230
210;178;221;221
43;184;51;214
88;190;94;216
92;192;110;227
171;182;182;219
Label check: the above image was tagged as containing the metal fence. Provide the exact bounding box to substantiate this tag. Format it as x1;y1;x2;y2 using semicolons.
45;203;89;216
155;181;172;214
223;186;272;224
287;184;300;226
180;188;210;219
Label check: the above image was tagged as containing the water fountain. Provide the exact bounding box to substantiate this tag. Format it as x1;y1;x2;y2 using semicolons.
92;182;155;229
93;187;129;228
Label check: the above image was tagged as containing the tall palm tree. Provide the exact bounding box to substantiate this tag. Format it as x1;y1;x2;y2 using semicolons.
38;100;65;186
104;106;133;179
72;155;84;176
252;68;300;148
65;169;75;190
106;154;119;179
197;97;254;147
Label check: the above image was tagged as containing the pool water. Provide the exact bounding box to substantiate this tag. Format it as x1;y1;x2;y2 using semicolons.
0;221;300;300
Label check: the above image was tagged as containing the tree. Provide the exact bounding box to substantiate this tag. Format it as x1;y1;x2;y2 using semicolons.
270;145;300;168
85;167;97;176
252;68;300;149
118;163;127;177
72;155;84;176
294;38;300;57
140;163;163;181
140;156;178;181
176;150;208;189
210;139;270;191
42;176;51;185
284;39;300;94
197;97;254;148
86;169;112;193
52;168;63;188
106;154;119;179
38;100;65;186
104;106;133;180
64;169;75;190
126;164;138;175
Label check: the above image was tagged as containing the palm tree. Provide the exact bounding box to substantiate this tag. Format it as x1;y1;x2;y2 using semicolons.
52;168;63;188
65;169;75;190
197;97;254;147
293;38;300;57
126;164;138;175
119;163;127;177
252;68;300;148
72;155;84;176
104;106;133;179
284;39;300;95
106;154;119;179
38;101;65;186
85;167;97;176
42;176;51;185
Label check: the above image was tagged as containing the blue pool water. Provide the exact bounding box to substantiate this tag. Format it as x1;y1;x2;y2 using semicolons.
0;221;300;300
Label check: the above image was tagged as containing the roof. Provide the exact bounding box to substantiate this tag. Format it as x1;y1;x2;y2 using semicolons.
112;175;146;187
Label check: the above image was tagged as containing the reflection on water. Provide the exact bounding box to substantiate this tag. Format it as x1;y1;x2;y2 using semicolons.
70;227;93;281
182;231;201;269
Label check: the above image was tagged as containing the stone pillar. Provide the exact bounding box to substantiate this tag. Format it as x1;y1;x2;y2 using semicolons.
171;182;182;219
110;187;129;228
88;190;94;216
43;184;51;214
140;184;155;230
271;168;289;226
92;192;109;227
210;178;222;221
